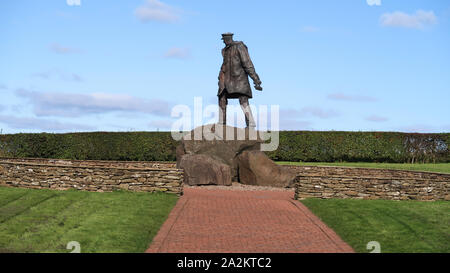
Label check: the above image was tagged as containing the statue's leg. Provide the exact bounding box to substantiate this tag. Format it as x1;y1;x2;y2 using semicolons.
239;96;256;128
218;92;227;125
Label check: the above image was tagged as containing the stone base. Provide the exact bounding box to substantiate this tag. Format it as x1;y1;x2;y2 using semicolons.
237;150;296;188
176;124;294;188
176;124;264;181
179;154;231;186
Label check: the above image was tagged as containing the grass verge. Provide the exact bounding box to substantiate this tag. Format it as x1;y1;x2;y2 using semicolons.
0;186;178;253
278;162;450;174
301;198;450;253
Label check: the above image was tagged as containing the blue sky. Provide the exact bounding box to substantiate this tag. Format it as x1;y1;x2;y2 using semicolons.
0;0;449;133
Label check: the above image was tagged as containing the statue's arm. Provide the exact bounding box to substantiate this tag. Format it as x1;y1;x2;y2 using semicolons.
218;48;225;80
218;68;225;88
218;66;225;80
218;48;226;91
238;43;262;85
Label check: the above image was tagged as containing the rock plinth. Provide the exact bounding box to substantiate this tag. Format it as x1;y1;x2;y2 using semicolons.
179;154;231;186
237;150;296;187
176;124;294;187
176;124;264;181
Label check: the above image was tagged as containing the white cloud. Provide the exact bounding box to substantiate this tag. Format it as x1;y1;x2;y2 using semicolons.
32;72;51;79
300;26;320;33
164;47;190;59
66;0;81;6
67;73;82;82
380;10;437;29
0;114;95;131
49;43;82;54
367;0;381;6
279;119;312;131
15;88;171;118
262;109;313;130
135;0;181;23
365;115;388;122
11;104;23;114
327;93;378;102
300;107;339;119
32;69;82;82
281;107;340;119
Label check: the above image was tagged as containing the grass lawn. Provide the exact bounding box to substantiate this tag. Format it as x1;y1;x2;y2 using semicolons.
0;186;178;253
278;161;450;174
301;198;450;253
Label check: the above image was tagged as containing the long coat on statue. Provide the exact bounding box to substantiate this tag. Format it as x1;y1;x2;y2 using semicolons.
218;41;261;99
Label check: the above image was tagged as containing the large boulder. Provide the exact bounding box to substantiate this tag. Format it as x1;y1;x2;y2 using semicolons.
237;150;296;188
179;154;232;186
176;124;264;181
176;124;291;188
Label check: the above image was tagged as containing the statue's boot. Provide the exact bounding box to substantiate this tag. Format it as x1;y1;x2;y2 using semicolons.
218;104;226;126
241;101;256;128
218;93;227;126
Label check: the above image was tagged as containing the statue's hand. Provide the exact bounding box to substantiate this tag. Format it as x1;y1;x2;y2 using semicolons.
254;84;263;91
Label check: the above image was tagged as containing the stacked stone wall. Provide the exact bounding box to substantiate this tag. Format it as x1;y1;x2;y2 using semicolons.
0;158;183;195
285;165;449;201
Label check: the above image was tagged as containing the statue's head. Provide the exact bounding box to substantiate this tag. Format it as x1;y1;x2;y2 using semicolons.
221;32;234;45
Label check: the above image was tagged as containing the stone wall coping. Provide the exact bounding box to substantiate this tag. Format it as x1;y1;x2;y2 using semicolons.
285;164;450;177
0;161;181;172
295;174;448;182
0;157;176;165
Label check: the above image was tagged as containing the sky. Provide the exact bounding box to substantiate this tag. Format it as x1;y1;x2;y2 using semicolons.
0;0;449;134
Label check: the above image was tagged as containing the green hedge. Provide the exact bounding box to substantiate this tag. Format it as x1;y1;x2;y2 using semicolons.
266;131;450;163
0;131;449;163
0;132;178;161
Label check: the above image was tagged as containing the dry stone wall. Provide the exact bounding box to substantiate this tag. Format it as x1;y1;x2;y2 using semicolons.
0;157;176;169
0;158;183;195
286;165;449;201
2;157;448;200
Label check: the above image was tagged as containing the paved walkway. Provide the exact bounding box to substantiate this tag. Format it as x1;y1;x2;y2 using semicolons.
146;188;354;253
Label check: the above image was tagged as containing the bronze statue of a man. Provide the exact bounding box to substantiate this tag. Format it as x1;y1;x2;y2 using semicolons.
218;33;262;128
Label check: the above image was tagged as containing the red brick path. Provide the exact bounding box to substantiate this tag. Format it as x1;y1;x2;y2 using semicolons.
146;188;354;253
